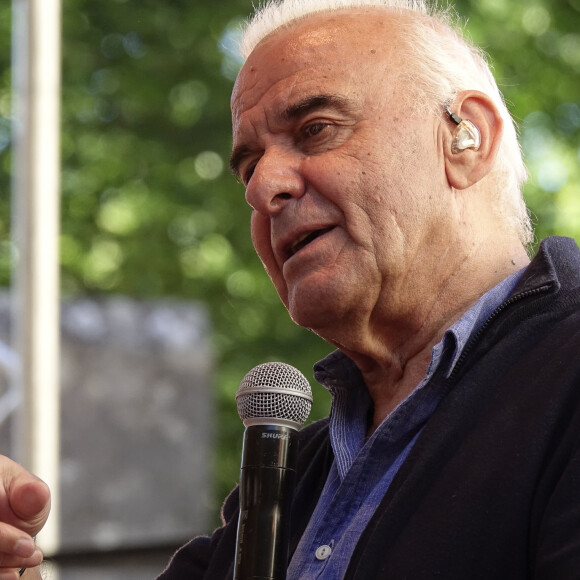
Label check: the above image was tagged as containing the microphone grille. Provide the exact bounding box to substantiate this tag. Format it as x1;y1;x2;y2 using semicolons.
236;362;313;429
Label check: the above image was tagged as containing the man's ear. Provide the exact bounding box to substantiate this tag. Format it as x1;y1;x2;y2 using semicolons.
444;90;504;190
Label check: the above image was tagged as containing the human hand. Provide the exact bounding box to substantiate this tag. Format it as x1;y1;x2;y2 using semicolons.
0;456;50;579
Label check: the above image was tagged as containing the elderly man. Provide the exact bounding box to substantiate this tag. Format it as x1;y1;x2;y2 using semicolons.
156;1;580;578
2;0;580;578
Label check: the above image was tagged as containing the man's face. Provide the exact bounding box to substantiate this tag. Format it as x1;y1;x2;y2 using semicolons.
231;10;454;339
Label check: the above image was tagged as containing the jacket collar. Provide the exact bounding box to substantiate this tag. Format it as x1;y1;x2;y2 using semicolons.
514;236;580;296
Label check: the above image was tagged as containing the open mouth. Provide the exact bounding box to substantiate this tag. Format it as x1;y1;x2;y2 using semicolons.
289;226;335;257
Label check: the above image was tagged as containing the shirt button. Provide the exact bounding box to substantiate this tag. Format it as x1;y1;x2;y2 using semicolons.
315;545;332;561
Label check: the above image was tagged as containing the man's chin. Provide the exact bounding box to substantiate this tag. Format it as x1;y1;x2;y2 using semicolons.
287;290;343;333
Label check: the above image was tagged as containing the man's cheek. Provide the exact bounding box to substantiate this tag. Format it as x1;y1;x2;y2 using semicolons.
250;216;288;303
250;214;272;266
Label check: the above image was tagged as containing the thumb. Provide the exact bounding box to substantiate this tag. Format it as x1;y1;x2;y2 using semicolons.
9;476;51;536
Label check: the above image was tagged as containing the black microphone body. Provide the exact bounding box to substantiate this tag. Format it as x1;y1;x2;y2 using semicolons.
235;424;298;580
233;362;313;580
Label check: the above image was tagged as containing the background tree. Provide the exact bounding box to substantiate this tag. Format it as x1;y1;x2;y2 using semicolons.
1;0;579;522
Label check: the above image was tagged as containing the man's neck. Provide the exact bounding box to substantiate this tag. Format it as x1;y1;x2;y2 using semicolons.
322;243;530;434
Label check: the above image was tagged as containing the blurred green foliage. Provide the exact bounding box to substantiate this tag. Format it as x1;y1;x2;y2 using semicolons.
0;0;579;527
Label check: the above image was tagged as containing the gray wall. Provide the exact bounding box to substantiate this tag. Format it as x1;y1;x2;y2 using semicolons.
0;294;214;579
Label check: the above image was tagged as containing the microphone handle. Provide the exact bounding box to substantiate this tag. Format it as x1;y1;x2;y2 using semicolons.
234;424;298;580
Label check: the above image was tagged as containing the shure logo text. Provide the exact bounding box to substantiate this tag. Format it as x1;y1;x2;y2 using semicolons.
261;432;290;440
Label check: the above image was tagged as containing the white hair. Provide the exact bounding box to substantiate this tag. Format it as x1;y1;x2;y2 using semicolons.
238;0;533;246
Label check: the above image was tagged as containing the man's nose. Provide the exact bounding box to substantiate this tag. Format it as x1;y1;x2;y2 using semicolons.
244;147;304;215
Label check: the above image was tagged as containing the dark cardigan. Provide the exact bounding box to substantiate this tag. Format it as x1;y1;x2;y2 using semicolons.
158;236;580;579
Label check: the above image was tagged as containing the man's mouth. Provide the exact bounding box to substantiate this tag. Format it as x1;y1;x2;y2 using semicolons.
289;226;335;257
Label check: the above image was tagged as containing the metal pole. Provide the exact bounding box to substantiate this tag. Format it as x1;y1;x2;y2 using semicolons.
11;0;61;557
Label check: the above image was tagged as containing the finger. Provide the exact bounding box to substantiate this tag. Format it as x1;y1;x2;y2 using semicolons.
0;545;43;569
0;523;43;569
8;481;50;537
0;570;20;580
0;525;33;558
0;457;50;537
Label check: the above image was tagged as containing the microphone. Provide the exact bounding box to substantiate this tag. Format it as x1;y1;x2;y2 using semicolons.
234;362;313;580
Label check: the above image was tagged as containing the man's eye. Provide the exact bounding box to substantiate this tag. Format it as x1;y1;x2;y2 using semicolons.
243;164;256;185
304;123;328;138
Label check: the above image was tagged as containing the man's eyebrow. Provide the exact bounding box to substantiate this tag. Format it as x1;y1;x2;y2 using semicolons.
229;94;351;180
282;94;351;121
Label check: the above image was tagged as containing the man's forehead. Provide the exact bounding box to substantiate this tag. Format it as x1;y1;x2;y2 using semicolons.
232;7;406;107
231;53;339;128
231;27;343;107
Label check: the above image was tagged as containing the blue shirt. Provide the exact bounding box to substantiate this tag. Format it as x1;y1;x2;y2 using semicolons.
287;269;524;579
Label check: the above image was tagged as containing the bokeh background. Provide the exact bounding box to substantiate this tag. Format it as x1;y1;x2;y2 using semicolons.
0;0;579;574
